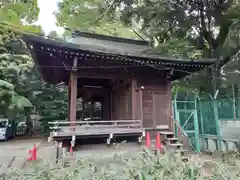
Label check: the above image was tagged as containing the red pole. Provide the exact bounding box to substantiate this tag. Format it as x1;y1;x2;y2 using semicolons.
178;126;181;138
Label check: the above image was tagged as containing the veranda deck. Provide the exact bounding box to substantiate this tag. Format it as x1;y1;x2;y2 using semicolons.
48;120;145;142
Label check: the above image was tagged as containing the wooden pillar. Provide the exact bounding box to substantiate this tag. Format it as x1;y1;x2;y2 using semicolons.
110;90;113;120
68;84;71;120
140;88;143;128
167;80;174;131
132;79;137;120
69;58;78;124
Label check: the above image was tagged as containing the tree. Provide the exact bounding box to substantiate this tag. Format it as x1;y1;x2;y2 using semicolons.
56;0;145;39
0;0;68;136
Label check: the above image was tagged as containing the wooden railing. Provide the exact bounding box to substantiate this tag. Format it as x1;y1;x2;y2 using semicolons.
48;120;142;131
170;116;196;152
170;116;187;137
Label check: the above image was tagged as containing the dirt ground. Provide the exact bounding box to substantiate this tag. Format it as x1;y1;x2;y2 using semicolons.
75;142;144;159
0;138;43;174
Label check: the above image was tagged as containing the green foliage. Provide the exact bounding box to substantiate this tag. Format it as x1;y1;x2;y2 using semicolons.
0;0;39;24
56;0;143;39
0;0;67;133
151;38;203;59
4;150;240;179
10;95;33;109
0;79;15;111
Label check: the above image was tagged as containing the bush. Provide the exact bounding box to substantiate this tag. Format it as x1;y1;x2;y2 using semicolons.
4;150;240;180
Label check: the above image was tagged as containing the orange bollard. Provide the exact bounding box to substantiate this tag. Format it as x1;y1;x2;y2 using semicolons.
32;144;37;160
145;132;151;148
155;132;163;151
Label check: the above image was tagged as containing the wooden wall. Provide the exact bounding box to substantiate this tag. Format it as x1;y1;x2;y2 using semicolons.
133;78;173;129
111;80;133;120
110;77;173;130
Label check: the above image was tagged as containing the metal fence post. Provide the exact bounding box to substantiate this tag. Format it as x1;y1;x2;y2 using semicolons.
197;96;204;135
194;100;200;152
213;98;222;151
173;91;179;137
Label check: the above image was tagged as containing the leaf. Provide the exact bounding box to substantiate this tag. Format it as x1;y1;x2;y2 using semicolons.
0;79;14;90
10;95;33;109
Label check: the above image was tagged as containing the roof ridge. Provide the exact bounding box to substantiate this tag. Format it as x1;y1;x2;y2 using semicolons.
71;30;150;46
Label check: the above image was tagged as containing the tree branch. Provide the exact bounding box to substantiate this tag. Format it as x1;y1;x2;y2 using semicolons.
220;47;240;67
128;26;146;40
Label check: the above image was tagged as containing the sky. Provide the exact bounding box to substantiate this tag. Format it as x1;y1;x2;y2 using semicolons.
36;0;64;34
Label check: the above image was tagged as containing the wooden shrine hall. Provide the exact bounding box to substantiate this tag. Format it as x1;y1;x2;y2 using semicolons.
23;31;214;144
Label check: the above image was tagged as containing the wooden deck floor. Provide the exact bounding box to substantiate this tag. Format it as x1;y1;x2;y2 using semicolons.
50;127;145;140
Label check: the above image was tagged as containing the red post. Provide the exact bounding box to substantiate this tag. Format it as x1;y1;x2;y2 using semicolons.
178;126;181;138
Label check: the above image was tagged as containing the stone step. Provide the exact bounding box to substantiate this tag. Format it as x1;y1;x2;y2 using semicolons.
182;156;189;162
173;149;188;155
167;143;183;150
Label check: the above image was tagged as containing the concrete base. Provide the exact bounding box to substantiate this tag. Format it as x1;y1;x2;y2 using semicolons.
200;135;239;152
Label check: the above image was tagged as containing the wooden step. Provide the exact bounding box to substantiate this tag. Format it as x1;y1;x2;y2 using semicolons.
159;131;174;135
165;137;178;143
168;143;183;146
166;137;178;141
159;131;174;138
155;125;169;131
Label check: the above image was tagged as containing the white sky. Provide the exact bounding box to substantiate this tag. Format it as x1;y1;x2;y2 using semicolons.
36;0;64;34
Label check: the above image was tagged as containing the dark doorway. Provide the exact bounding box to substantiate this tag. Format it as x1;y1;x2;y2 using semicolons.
76;97;103;121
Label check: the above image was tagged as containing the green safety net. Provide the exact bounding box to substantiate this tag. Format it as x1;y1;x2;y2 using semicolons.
173;88;240;151
173;100;199;152
218;99;235;120
197;100;217;135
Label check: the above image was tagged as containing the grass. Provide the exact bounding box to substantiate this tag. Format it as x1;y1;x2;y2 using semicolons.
3;149;240;180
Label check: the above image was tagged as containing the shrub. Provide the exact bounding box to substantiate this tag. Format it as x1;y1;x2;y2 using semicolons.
4;150;240;180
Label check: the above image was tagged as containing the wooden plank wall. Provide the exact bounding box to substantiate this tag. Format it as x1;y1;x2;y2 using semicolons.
136;78;173;129
111;81;133;120
110;78;172;130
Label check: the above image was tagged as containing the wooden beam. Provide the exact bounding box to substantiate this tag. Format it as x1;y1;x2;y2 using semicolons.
77;71;124;80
